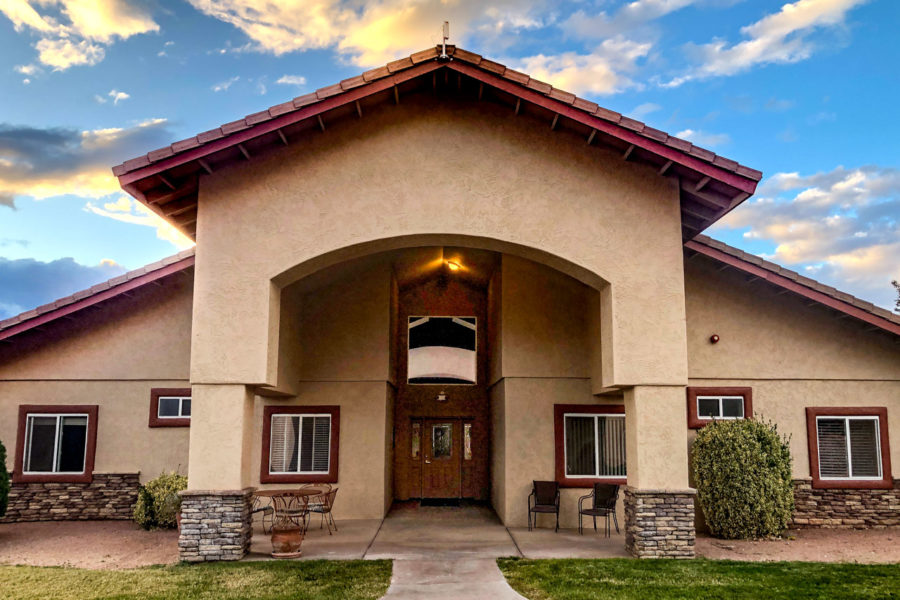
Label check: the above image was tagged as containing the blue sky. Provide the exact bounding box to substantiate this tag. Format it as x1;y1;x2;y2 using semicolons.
1;0;898;318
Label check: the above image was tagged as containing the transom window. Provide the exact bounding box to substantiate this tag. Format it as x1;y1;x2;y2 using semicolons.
24;413;89;474
563;413;626;479
269;414;332;474
407;316;477;384
816;416;882;480
157;396;191;419
697;396;745;420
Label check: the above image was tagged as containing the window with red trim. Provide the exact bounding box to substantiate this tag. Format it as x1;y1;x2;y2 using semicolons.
13;405;98;484
806;407;892;489
261;405;340;484
149;388;191;427
554;404;626;488
687;387;752;429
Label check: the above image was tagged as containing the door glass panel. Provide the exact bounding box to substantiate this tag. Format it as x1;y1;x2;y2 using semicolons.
432;424;452;459
408;317;476;384
464;423;472;461
411;421;421;459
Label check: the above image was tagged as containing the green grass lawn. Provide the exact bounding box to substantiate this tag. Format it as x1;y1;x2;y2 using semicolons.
498;557;900;600
0;560;392;600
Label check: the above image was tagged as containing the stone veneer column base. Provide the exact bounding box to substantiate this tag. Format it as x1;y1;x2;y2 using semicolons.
178;488;254;563
0;473;140;523
624;487;696;559
791;479;900;528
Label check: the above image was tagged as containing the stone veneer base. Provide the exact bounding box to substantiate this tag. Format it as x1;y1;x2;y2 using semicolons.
178;488;253;562
792;479;900;528
0;473;139;523
624;487;696;559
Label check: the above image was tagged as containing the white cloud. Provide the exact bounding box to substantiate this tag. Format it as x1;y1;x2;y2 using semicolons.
713;165;900;309
276;74;307;86
563;0;697;39
187;0;551;67
108;89;129;104
674;128;731;147
665;0;867;86
212;76;240;92
0;1;158;70
85;195;193;249
515;36;652;95
631;102;662;119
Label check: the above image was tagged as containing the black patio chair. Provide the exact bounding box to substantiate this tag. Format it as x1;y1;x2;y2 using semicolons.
578;483;619;536
528;480;560;532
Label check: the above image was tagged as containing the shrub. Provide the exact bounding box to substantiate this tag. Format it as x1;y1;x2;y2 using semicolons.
691;418;794;539
133;471;187;530
0;438;9;518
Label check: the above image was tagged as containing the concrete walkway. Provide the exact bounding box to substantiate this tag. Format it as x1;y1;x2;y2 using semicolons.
382;558;527;599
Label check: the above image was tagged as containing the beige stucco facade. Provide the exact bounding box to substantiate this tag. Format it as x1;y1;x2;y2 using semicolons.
1;92;897;547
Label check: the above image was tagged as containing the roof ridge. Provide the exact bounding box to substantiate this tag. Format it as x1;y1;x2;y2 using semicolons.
691;234;900;326
112;44;761;182
0;248;196;334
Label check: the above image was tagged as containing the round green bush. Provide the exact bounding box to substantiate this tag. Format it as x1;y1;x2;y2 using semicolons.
691;418;794;539
0;438;9;518
133;471;187;530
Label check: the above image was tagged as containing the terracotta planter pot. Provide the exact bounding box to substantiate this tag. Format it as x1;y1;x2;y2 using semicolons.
271;526;304;558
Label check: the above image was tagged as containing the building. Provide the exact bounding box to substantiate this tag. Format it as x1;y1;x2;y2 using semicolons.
1;46;897;561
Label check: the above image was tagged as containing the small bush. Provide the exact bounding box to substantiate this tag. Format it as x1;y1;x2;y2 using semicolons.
691;418;793;539
133;471;187;530
0;438;9;518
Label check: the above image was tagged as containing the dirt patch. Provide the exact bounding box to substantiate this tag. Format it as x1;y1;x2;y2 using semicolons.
696;528;900;563
0;521;178;569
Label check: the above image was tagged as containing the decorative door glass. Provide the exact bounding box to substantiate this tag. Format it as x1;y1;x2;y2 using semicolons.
411;421;421;459
464;423;473;460
432;424;452;459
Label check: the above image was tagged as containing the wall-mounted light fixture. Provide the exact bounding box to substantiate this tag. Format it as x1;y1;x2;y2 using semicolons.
709;334;720;344
445;260;461;271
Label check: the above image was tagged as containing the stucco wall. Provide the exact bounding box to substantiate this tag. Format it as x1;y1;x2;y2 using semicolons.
190;96;688;393
685;257;900;480
0;276;193;482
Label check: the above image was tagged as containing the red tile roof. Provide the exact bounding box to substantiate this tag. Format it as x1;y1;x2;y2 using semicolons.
112;44;762;242
687;235;900;336
0;249;195;341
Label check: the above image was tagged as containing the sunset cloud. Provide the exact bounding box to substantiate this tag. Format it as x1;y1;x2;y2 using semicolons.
713;165;900;309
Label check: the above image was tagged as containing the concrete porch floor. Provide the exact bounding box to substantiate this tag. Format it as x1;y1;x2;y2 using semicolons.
247;501;627;560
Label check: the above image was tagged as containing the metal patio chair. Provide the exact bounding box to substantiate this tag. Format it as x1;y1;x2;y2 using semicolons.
527;480;560;532
578;483;620;536
251;494;274;534
309;488;339;534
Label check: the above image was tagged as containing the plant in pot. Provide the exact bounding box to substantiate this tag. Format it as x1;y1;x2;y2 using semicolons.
270;496;309;558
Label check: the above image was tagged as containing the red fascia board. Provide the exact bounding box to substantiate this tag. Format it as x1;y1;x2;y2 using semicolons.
0;256;195;341
116;62;444;187
448;62;759;196
686;240;900;336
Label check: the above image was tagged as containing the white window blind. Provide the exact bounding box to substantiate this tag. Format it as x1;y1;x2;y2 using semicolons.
564;414;626;478
817;416;881;480
269;414;331;474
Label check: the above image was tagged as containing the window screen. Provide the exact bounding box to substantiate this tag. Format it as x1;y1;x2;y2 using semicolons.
269;414;331;474
564;414;626;478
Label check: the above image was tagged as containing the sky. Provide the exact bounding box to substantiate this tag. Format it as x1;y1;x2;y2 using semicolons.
0;0;898;318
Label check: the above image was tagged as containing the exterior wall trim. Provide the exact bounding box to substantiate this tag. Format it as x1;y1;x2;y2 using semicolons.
12;404;99;484
148;387;192;427
260;405;341;484
805;406;893;490
554;403;626;488
686;386;752;429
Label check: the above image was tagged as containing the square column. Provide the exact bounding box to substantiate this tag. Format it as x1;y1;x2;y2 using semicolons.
180;384;256;561
623;385;696;558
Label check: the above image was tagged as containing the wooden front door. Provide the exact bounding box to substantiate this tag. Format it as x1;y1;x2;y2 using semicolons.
422;420;461;498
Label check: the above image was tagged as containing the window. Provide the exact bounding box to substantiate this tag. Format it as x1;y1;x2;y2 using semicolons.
408;316;477;384
554;404;626;487
149;388;191;427
687;387;752;429
13;405;98;483
261;405;340;483
807;407;892;489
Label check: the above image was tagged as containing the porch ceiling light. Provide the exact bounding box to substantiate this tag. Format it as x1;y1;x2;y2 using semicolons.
446;260;461;271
